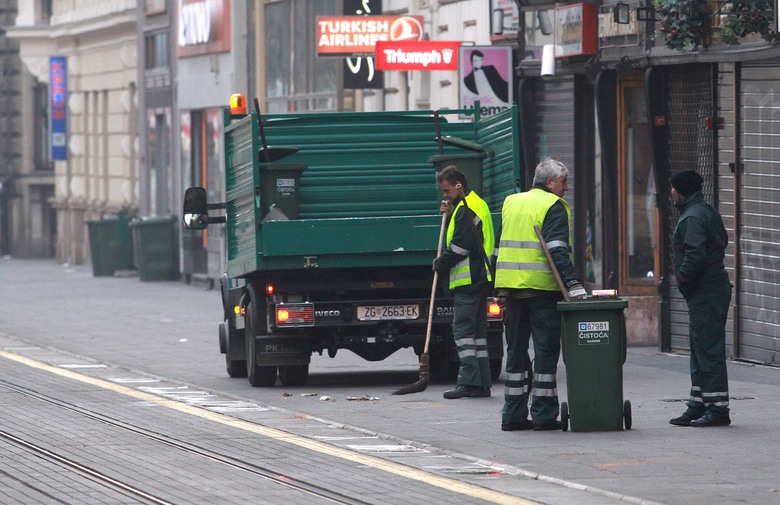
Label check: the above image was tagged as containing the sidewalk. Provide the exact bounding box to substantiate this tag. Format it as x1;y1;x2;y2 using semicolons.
1;258;778;505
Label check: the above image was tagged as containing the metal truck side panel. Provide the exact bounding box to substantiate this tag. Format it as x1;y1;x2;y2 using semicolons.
224;110;260;278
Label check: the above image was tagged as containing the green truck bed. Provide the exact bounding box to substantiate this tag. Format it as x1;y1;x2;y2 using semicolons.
223;106;521;279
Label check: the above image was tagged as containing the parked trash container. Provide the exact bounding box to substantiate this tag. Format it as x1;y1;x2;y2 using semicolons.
557;298;631;432
86;212;133;277
256;163;307;220
428;152;487;194
129;216;179;281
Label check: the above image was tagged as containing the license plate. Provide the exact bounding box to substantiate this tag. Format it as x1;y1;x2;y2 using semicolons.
357;304;420;321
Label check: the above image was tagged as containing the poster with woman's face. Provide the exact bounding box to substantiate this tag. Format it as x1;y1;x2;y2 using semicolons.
459;46;513;118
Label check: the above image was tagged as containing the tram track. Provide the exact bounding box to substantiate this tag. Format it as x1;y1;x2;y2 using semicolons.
0;379;373;505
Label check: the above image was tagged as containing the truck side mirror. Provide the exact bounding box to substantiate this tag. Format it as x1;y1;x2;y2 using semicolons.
183;187;209;230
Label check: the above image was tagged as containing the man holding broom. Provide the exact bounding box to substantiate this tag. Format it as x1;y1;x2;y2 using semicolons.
433;165;495;399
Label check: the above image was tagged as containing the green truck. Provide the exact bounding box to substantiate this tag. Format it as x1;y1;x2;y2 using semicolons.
183;98;522;387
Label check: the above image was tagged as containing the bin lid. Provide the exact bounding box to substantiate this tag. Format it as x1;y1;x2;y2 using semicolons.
257;146;299;163
427;152;487;163
557;298;628;311
438;135;492;154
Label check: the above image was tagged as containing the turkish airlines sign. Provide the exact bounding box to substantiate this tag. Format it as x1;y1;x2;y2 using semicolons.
316;15;424;56
375;41;461;71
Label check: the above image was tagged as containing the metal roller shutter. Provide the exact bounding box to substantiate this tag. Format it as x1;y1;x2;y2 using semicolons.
737;62;780;365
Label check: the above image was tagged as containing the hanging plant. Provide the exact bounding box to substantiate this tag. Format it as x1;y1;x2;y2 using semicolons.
653;0;710;51
721;2;778;45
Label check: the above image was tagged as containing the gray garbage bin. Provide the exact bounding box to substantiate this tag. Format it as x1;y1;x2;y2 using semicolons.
129;216;180;281
86;212;133;277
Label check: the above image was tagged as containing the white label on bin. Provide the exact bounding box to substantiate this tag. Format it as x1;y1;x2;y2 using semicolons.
578;321;609;345
276;178;296;196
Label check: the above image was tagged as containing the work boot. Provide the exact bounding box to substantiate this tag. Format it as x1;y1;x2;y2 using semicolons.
533;420;562;431
690;411;731;427
443;385;489;399
501;420;534;431
669;410;704;426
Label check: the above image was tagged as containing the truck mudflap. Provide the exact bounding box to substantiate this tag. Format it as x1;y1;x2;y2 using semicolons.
252;335;311;367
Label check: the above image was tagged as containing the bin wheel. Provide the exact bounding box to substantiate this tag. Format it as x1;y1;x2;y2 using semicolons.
623;399;632;430
561;402;569;432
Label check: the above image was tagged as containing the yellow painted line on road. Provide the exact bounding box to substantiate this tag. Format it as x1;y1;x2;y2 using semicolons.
0;349;541;505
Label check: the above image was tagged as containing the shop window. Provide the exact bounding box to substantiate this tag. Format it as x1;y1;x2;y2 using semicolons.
265;0;339;112
145;32;169;70
617;75;656;295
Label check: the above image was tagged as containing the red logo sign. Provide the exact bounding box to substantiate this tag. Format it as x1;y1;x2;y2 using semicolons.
316;15;424;56
375;41;461;71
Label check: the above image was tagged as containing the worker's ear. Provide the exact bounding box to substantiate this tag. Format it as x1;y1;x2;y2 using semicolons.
455;183;462;189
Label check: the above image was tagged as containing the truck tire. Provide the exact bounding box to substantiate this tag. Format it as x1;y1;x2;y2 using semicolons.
278;365;309;386
245;295;277;387
221;320;247;378
226;354;248;378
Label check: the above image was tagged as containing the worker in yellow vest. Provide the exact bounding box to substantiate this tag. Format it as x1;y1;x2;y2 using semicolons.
433;165;495;399
494;158;586;430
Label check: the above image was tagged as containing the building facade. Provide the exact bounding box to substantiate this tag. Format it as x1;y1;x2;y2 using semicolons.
9;0;139;265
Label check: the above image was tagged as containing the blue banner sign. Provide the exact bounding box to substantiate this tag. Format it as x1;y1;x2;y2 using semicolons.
49;56;67;160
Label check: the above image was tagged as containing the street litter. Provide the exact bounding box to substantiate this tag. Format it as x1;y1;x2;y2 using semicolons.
346;396;380;401
300;392;318;397
319;396;333;401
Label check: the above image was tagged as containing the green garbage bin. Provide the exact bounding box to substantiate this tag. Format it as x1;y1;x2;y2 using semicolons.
86;212;133;277
557;298;631;432
428;152;487;194
129;216;180;281
256;163;307;220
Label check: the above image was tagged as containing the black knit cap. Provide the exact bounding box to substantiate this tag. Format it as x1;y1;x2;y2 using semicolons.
671;170;703;196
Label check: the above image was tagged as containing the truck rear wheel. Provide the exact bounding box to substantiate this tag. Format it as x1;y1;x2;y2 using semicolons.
226;354;247;378
245;297;277;387
278;365;309;386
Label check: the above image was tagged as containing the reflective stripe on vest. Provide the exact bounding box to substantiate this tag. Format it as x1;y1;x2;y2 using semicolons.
494;188;571;291
445;191;495;289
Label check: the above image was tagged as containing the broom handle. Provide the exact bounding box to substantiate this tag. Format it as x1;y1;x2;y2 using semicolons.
534;224;570;302
424;212;449;354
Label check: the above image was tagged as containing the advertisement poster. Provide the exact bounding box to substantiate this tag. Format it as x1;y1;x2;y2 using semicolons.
49;56;67;161
458;46;512;119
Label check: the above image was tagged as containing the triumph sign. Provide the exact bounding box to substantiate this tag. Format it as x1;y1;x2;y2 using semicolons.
316;15;424;56
375;41;461;71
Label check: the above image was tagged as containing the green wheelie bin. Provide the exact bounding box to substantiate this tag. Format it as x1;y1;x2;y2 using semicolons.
557;298;631;432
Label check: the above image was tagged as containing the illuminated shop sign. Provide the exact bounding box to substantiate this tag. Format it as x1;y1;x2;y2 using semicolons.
316;15;424;56
177;0;231;57
375;41;461;71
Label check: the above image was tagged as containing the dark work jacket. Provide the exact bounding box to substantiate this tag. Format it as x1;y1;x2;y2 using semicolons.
673;191;731;299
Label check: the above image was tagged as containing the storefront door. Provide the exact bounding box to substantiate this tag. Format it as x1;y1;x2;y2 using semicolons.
617;73;657;296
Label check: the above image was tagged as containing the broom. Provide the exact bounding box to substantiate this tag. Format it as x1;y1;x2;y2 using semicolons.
392;211;449;395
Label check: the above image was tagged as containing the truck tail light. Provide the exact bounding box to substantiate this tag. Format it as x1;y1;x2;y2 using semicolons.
266;283;274;295
487;299;502;319
275;303;314;327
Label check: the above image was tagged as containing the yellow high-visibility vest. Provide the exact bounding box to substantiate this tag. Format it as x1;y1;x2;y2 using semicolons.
494;188;571;291
445;191;495;289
